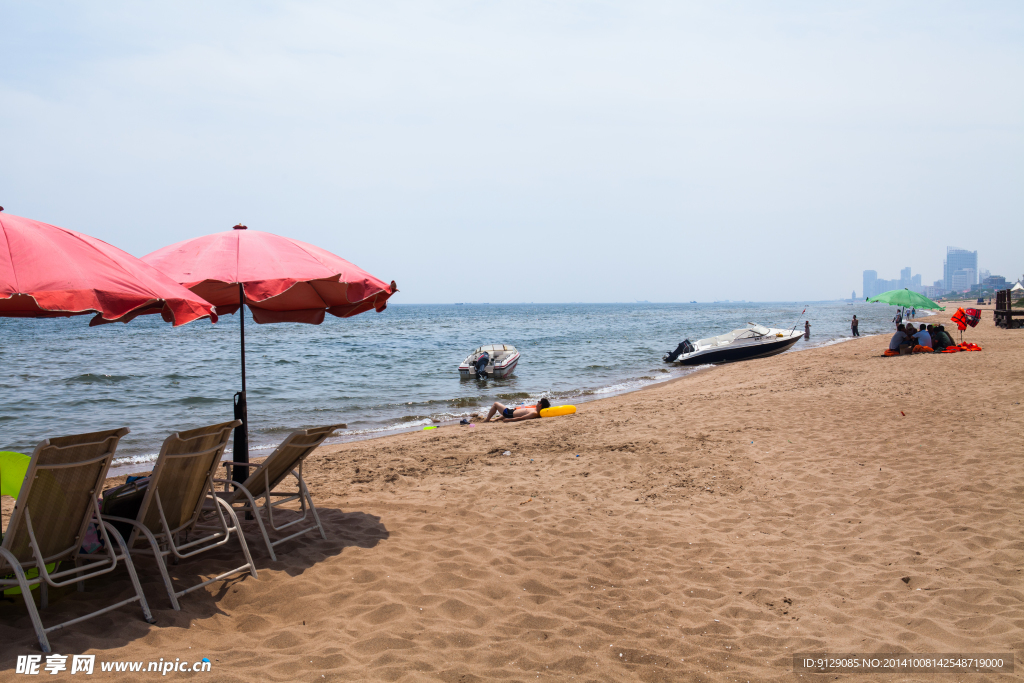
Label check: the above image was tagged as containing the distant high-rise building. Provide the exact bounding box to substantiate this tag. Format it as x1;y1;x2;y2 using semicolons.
944;247;978;290
952;268;976;292
863;270;878;298
982;275;1007;290
900;267;912;287
912;274;922;288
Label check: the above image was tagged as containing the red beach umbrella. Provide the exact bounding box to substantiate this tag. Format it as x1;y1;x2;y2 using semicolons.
142;224;395;323
0;210;216;326
142;224;397;469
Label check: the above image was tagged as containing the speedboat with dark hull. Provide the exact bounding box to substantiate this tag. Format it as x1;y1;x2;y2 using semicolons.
664;324;802;365
459;344;520;379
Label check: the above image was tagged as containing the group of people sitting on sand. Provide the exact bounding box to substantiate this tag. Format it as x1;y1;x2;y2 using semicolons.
887;323;956;355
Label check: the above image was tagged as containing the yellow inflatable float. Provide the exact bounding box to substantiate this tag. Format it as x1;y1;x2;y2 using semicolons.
539;405;576;418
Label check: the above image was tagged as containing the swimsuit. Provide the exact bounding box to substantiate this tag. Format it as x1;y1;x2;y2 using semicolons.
503;404;536;418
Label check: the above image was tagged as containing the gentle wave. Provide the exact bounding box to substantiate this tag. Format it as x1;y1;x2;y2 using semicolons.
111;442;278;468
63;373;133;385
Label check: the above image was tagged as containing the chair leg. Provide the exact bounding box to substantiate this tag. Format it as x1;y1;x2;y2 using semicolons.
235;485;277;561
0;549;50;653
299;476;327;541
101;521;157;624
253;507;277;562
215;497;259;579
136;525;181;611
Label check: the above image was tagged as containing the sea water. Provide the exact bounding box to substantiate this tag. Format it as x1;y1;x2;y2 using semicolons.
0;301;905;469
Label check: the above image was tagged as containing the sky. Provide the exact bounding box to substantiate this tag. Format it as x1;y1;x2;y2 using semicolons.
1;1;1021;303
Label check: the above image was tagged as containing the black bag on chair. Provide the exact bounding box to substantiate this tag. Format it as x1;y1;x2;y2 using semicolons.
101;476;150;541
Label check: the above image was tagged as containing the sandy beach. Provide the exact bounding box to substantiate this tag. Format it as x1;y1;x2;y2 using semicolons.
2;305;1021;681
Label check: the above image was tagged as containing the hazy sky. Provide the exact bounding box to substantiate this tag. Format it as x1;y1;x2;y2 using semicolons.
2;2;1021;302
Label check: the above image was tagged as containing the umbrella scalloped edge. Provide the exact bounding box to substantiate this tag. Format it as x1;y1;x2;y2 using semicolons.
0;292;217;327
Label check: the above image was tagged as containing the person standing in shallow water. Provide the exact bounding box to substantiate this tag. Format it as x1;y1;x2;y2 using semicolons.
851;315;859;337
804;321;810;339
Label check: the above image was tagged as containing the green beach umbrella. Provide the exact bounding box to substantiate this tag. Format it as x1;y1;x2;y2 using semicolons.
866;288;945;311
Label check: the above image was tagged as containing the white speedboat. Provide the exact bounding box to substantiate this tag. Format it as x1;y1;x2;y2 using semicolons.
664;324;802;365
459;344;520;379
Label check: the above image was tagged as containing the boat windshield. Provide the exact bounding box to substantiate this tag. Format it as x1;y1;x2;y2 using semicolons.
465;344;516;363
696;325;774;349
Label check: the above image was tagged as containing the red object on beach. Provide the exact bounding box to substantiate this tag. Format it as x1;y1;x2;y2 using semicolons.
142;225;396;324
142;224;396;471
0;212;217;326
950;307;968;331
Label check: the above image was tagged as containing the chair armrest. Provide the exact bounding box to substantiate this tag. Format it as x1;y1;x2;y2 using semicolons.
100;514;146;527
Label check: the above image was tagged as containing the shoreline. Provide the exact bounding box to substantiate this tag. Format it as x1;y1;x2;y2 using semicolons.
106;329;880;477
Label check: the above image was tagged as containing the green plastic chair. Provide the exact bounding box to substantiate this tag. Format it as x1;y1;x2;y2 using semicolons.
1;451;38;596
1;451;30;498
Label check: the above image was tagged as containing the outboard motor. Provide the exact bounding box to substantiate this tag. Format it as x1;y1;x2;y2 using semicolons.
475;351;490;377
664;339;694;363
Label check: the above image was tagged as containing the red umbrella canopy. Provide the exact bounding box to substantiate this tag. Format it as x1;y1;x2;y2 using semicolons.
141;225;396;323
0;212;217;326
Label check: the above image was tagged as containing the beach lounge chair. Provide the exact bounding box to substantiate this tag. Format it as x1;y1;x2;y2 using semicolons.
212;425;344;561
101;420;257;610
0;428;155;653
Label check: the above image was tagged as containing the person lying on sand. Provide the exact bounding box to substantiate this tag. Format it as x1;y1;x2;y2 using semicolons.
485;398;551;422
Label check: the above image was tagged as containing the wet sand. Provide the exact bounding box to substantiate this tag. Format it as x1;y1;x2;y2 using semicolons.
2;305;1022;681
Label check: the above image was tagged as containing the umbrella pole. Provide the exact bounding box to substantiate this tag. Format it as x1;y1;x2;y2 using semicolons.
232;283;249;484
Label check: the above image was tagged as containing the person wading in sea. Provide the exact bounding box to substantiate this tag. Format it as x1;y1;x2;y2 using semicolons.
851;315;859;337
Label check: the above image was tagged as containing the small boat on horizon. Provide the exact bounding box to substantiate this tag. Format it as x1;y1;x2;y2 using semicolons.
664;323;802;365
459;344;520;379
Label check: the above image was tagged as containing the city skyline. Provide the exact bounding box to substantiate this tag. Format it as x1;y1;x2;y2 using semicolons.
861;245;1022;300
